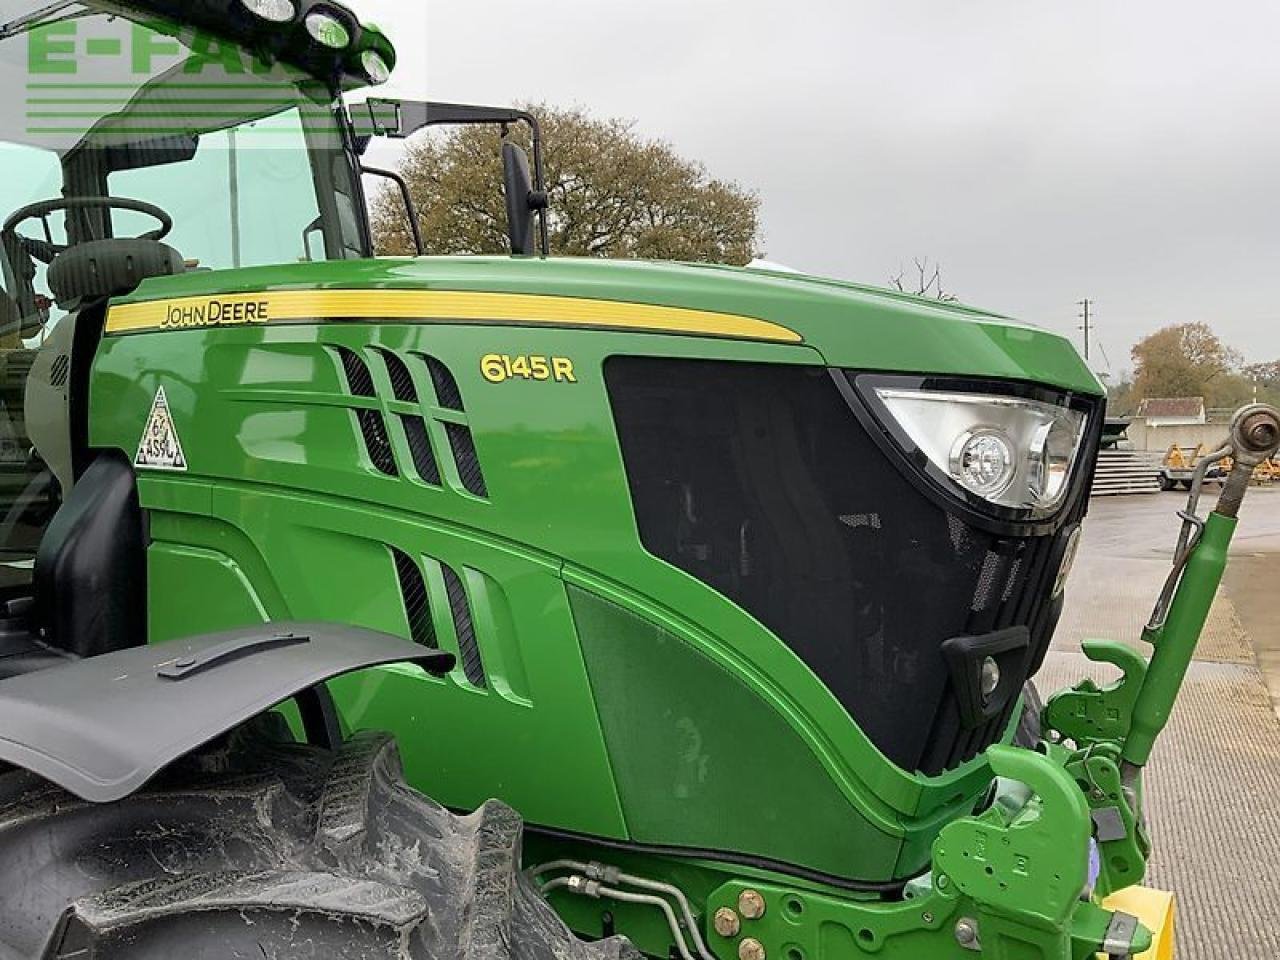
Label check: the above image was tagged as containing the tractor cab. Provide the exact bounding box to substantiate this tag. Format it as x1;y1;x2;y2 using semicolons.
0;2;387;656
0;5;541;625
0;5;1273;960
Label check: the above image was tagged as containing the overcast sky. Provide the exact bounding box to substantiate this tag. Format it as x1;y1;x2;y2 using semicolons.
355;1;1280;373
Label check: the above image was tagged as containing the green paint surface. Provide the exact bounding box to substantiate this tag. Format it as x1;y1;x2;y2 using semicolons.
87;251;1119;955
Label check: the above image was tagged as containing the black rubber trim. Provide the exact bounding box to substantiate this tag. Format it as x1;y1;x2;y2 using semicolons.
70;303;108;480
525;824;914;896
295;683;341;750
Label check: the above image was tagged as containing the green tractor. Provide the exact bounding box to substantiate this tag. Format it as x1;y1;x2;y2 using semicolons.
0;2;1274;957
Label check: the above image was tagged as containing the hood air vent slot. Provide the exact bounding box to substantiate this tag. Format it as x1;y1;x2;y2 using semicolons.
401;416;441;485
375;348;419;403
441;563;486;688
330;345;486;497
336;346;375;397
390;547;437;649
335;347;397;477
421;354;465;411
356;410;398;477
444;423;487;498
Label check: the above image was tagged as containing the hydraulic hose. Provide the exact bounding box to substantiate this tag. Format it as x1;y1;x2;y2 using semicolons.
532;860;717;960
541;875;700;960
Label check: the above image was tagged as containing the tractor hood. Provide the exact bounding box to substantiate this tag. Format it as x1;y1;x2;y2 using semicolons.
107;256;1102;397
94;252;1104;887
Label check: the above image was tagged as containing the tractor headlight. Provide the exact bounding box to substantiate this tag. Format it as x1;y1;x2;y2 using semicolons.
360;50;391;85
855;378;1091;522
238;0;296;22
305;9;353;48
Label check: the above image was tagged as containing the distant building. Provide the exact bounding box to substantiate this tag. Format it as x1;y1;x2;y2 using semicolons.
1133;397;1206;427
1125;397;1214;452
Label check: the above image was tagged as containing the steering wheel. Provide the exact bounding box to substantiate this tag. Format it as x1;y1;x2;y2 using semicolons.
1;197;173;266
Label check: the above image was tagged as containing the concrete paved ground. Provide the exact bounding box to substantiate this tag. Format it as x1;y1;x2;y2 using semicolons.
1043;486;1280;959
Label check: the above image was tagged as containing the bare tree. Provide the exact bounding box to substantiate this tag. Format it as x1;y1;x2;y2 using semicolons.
890;257;957;301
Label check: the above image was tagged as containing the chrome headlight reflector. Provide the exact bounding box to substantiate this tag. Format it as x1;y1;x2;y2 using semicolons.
360;50;391;84
305;9;352;48
868;384;1090;519
239;0;296;22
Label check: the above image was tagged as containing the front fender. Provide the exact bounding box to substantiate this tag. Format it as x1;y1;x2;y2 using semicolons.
0;622;451;802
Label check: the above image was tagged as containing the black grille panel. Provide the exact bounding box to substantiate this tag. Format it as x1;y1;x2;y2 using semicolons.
442;563;486;687
919;534;1060;772
605;357;1097;775
331;346;490;493
445;423;488;498
391;547;436;648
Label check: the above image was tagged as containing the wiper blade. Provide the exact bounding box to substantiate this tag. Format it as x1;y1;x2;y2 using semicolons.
0;1;85;41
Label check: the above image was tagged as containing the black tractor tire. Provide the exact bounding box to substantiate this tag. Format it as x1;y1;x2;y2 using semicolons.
0;718;638;960
1015;681;1044;748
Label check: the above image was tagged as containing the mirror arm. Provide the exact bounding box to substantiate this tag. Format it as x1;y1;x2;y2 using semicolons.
362;165;424;256
299;214;323;263
355;99;549;256
525;116;550;257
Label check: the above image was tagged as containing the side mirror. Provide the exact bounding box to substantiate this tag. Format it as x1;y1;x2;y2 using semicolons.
352;99;549;256
502;142;548;257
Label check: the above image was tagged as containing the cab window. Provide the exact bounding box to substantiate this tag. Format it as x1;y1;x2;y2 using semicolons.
0;144;67;587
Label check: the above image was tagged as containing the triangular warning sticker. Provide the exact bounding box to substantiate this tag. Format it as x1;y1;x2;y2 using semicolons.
135;386;187;471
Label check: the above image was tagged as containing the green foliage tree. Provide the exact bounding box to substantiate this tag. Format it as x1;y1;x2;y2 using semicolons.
1130;322;1249;408
371;104;761;265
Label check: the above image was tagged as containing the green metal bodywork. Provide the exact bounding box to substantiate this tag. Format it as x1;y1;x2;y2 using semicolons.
87;252;1205;959
97;257;1099;874
0;2;1244;955
108;256;1103;395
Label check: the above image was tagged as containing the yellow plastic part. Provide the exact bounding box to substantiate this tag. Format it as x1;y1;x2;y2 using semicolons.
1163;444;1202;470
1100;887;1175;960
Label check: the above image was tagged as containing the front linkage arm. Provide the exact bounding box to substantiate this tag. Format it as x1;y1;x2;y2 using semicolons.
1123;404;1280;768
1039;403;1280;915
1046;404;1279;764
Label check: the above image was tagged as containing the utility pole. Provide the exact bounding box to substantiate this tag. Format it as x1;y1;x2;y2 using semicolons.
1077;298;1092;362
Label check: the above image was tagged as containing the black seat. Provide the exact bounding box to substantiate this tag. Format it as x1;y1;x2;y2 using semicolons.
34;450;146;657
0;597;69;679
